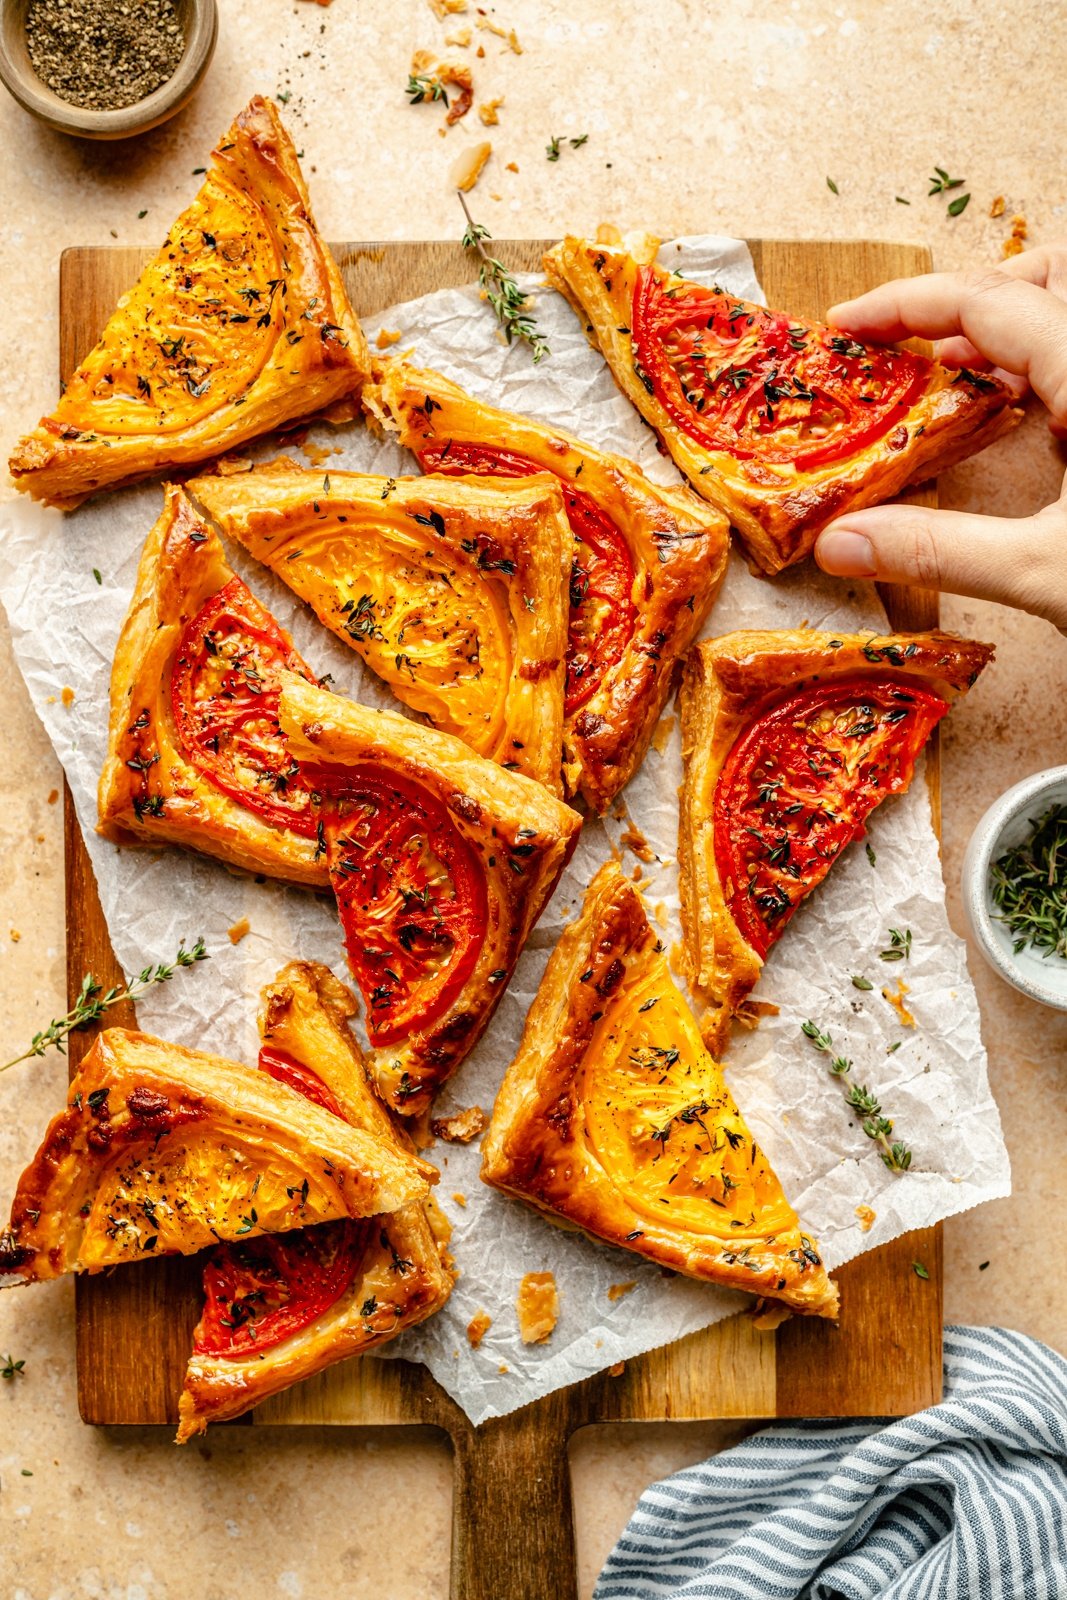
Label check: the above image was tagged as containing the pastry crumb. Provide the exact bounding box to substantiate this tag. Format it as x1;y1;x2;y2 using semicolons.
651;712;676;755
881;979;915;1028
375;327;403;349
735;998;780;1031
498;1363;509;1373
47;789;59;805
467;1309;491;1349
424;1194;453;1246
431;1105;487;1143
445;25;472;46
478;96;504;125
607;1280;636;1302
855;1204;877;1233
452;1191;467;1207
517;1271;559;1344
61;686;75;708
1003;213;1028;258
750;1300;792;1333
476;16;521;51
989;195;1005;218
505;160;518;173
1002;237;1024;258
411;52;473;124
10;929;21;943
608;1360;625;1377
619;825;655;864
301;440;337;467
214;454;254;476
429;0;467;15
452;139;492;192
227;917;251;945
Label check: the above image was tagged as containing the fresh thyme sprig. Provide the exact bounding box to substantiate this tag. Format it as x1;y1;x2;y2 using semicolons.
801;1020;912;1172
990;803;1067;959
1;938;209;1075
458;192;549;363
1;1354;25;1380
407;73;449;106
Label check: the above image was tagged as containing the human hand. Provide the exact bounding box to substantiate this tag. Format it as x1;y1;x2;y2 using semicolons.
813;246;1067;631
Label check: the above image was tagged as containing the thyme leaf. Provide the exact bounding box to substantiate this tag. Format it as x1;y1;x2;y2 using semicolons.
1;938;209;1075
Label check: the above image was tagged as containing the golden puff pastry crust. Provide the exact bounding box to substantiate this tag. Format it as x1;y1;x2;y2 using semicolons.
678;628;994;1054
543;232;1021;576
190;460;571;794
363;358;730;809
0;1023;432;1287
278;679;583;1115
177;962;452;1442
98;483;329;887
481;861;838;1318
9;96;368;508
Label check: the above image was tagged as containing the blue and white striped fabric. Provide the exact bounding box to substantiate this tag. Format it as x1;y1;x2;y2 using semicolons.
596;1327;1067;1600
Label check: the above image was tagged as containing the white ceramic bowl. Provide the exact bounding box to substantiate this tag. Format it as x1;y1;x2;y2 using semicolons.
961;765;1067;1009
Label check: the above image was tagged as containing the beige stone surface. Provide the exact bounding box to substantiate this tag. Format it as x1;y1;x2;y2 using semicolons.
0;0;1064;1595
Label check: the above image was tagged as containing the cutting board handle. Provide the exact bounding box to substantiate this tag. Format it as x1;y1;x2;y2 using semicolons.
449;1405;579;1600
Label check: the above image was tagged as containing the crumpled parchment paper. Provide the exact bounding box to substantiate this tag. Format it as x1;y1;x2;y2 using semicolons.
0;238;1010;1425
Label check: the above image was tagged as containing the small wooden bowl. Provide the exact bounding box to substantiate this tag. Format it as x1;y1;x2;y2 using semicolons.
0;0;217;140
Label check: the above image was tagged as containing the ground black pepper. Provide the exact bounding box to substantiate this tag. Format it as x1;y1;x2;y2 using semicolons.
25;0;186;111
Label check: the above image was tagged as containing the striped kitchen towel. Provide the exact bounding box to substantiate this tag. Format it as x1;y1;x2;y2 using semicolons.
595;1326;1067;1600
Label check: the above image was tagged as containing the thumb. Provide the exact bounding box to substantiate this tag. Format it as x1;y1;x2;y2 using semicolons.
813;497;1067;630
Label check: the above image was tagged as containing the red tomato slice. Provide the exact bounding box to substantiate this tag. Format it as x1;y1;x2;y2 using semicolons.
171;576;317;836
311;766;488;1046
257;1044;347;1121
417;438;636;713
714;674;946;959
195;1219;369;1357
631;266;928;471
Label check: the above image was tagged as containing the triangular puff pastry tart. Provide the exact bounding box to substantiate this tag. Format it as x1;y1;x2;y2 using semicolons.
364;359;730;809
481;861;838;1318
177;962;453;1442
0;1023;432;1287
542;232;1021;575
190;462;571;794
278;679;583;1115
679;629;994;1054
9;96;368;508
98;483;328;887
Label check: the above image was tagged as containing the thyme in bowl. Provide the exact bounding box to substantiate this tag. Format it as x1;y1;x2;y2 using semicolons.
801;1020;912;1172
990;803;1067;959
1;937;209;1075
458;194;549;364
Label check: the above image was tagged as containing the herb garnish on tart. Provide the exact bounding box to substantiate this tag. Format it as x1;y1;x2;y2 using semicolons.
542;231;1022;575
678;628;994;1054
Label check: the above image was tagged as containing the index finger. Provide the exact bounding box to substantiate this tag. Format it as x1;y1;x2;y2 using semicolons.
828;268;1067;420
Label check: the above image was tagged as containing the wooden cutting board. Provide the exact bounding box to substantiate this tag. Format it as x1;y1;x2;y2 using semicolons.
61;238;943;1600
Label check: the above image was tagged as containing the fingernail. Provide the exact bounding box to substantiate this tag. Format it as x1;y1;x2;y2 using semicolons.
815;528;877;577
